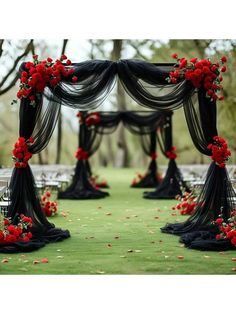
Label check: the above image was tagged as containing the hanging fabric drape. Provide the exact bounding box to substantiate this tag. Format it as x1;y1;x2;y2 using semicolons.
4;59;235;252
143;113;189;199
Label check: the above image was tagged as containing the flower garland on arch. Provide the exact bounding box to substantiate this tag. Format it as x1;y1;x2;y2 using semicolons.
0;214;33;244
207;136;231;168
168;54;227;102
16;54;78;106
12;137;34;168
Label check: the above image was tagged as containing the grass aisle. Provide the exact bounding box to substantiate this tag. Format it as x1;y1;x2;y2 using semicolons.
1;168;236;274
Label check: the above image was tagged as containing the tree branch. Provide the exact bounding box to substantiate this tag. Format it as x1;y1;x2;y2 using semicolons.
0;39;34;90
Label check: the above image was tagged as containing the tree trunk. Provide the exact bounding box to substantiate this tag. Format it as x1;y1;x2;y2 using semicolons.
111;40;129;167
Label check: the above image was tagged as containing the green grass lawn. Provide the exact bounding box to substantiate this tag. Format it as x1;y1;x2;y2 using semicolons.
1;167;236;275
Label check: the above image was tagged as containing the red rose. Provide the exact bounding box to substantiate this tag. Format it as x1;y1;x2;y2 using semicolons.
47;57;53;63
33;54;38;60
171;53;178;59
0;231;4;240
215;234;221;240
221;56;227;63
218;96;224;101
66;59;72;65
61;54;67;60
215;218;223;225
231;237;236;246
221;66;227;72
190;57;198;63
72;75;78;83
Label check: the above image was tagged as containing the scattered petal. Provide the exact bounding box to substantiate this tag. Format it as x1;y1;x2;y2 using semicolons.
106;213;112;216
61;211;67;217
164;256;169;259
177;256;184;260
120;255;126;258
232;268;236;271
114;236;120;239
33;260;40;265
56;256;64;259
126;216;130;219
219;252;225;255
96;270;105;274
204;255;210;259
127;249;133;253
134;250;142;253
107;243;112;248
179;244;185;247
1;258;9;263
56;249;61;252
154;216;159;219
41;258;49;263
231;258;236;261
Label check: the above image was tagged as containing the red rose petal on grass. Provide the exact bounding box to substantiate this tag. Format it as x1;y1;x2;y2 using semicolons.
231;268;236;271
231;258;236;261
33;260;40;265
41;258;49;263
177;256;184;260
1;258;9;263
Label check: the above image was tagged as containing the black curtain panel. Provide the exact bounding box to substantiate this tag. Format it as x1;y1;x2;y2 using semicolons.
144;113;189;199
58;111;109;199
4;59;235;252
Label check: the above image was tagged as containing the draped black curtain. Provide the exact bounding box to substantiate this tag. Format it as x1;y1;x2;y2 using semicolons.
144;113;190;199
4;59;235;252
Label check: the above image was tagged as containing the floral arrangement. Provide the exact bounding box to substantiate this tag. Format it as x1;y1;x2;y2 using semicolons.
41;190;58;217
12;137;34;168
0;214;33;244
207;136;231;168
75;148;89;160
166;146;177;160
168;53;227;101
16;54;78;106
172;191;197;215
90;175;109;188
215;210;236;246
131;172;162;186
77;112;101;126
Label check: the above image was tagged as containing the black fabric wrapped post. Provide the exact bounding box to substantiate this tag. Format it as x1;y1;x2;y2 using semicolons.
58;112;109;199
0;98;70;253
143;113;187;199
131;131;161;188
161;89;236;250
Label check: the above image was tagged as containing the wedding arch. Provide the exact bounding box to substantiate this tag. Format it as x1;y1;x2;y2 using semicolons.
58;110;187;200
1;55;235;253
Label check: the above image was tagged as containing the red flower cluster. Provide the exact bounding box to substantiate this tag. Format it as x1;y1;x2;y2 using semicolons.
17;54;78;106
12;137;34;168
75;148;89;160
90;175;109;189
166;146;177;160
150;152;157;160
215;210;236;246
207;136;231;168
168;54;227;101
41;190;58;217
85;112;101;126
172;191;197;215
131;172;163;186
0;214;33;244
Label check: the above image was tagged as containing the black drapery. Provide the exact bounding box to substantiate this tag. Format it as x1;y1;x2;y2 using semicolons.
58;111;110;199
4;59;235;252
59;110;168;199
144;113;190;199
